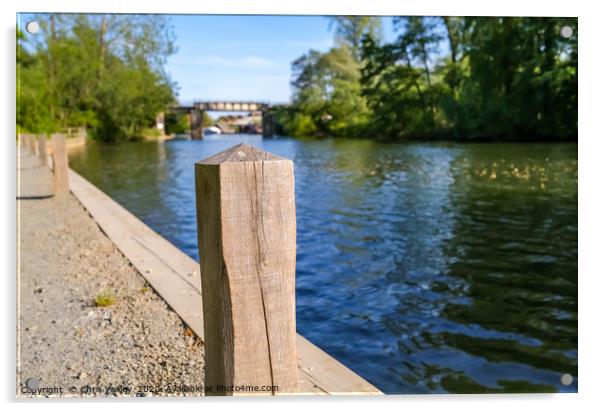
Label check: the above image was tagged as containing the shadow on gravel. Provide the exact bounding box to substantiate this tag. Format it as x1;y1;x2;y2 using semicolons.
17;195;54;200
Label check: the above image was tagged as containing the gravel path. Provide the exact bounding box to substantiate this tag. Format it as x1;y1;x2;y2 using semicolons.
17;149;204;397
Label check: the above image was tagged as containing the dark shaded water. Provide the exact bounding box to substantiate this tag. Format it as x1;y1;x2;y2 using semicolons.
69;135;578;394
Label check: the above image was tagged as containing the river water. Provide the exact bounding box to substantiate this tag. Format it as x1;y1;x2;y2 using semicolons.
69;134;578;394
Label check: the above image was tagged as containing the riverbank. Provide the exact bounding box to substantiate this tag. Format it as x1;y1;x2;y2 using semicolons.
283;131;578;143
18;142;382;396
68;135;577;393
17;149;205;397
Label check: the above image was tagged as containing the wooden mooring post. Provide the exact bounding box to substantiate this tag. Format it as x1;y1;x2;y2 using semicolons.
195;143;299;395
23;134;35;154
38;134;48;167
32;135;39;156
51;133;69;195
30;134;37;154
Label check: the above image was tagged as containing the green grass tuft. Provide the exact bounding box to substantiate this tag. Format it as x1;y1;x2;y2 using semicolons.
94;289;116;307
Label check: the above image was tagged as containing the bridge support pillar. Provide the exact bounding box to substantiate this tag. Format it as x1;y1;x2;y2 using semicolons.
190;109;204;139
262;110;274;138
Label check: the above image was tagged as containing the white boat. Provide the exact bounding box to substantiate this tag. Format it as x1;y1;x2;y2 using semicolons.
203;126;222;135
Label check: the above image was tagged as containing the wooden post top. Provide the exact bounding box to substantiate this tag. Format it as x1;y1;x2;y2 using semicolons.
198;143;287;165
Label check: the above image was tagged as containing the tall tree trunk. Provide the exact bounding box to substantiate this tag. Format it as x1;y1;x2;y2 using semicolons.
402;49;427;113
419;43;436;119
443;17;457;65
443;16;458;92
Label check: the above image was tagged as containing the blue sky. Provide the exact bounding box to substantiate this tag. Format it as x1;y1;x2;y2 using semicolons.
166;15;396;105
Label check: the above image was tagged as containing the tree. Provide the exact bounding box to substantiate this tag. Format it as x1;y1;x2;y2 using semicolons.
357;16;577;140
360;34;439;139
327;16;382;60
276;16;384;138
18;28;53;133
285;45;371;137
17;13;178;141
456;17;577;139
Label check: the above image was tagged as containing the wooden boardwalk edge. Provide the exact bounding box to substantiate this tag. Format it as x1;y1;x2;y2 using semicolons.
67;168;383;396
45;135;87;155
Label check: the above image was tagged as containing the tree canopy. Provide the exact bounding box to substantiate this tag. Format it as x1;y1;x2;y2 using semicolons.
277;16;577;141
18;15;577;142
17;14;177;142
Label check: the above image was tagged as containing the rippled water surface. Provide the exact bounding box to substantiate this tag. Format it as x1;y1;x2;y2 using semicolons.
70;135;578;394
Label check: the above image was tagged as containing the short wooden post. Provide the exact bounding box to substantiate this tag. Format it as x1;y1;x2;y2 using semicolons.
25;134;34;153
195;143;299;395
38;134;48;166
51;133;69;195
32;135;39;156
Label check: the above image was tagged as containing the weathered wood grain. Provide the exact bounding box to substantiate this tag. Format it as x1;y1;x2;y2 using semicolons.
51;134;69;195
196;144;299;395
22;134;35;153
38;135;48;167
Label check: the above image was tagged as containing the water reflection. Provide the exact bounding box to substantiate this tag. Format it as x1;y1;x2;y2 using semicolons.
69;137;577;394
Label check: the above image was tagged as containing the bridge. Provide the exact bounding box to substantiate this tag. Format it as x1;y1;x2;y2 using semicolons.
166;101;274;139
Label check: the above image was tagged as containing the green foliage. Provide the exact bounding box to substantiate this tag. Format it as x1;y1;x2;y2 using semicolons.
283;44;371;138
202;112;214;127
275;17;382;138
165;111;212;134
283;16;577;141
327;16;382;59
452;17;578;139
17;14;177;142
141;127;161;138
288;113;318;136
165;112;189;134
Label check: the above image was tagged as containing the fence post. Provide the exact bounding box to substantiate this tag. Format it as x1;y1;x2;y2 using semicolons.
195;143;299;396
51;133;69;195
33;135;39;156
38;134;48;167
25;134;34;153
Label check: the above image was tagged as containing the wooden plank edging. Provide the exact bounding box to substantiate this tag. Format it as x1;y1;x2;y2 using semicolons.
67;167;382;395
44;135;87;156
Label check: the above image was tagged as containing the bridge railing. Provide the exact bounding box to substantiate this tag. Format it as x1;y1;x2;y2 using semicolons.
194;101;269;112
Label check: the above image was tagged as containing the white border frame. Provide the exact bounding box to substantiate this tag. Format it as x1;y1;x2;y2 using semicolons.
3;2;597;411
